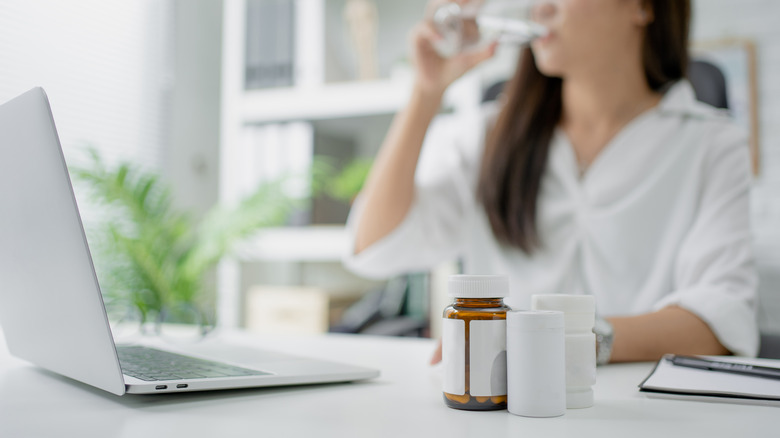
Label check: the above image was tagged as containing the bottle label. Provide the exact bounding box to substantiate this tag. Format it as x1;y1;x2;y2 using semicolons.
442;318;465;395
469;320;507;397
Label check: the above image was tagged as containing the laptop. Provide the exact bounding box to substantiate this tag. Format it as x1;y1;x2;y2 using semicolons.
0;87;379;395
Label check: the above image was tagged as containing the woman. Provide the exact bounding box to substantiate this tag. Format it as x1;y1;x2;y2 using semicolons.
344;0;758;363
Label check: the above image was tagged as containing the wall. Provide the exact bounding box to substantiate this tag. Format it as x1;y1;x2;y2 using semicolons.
167;0;224;219
691;0;780;333
0;0;172;171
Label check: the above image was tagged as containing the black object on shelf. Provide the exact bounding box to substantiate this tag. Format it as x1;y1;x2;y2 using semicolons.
245;0;295;89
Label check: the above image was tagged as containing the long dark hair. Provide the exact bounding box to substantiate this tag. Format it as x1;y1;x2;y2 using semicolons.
477;0;691;254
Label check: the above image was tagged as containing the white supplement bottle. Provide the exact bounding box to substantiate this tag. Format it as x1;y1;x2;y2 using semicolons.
531;294;596;408
506;310;566;417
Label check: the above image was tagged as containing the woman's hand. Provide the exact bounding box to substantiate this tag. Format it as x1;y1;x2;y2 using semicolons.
412;0;497;99
608;306;729;363
353;1;495;255
430;338;443;365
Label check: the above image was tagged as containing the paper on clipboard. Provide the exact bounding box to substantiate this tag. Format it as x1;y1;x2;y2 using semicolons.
639;355;780;405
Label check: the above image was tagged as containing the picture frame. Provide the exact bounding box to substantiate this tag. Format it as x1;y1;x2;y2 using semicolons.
691;38;760;174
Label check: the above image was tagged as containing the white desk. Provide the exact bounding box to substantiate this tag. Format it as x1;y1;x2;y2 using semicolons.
0;329;777;438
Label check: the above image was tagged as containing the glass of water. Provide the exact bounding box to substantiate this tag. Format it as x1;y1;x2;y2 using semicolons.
431;0;550;57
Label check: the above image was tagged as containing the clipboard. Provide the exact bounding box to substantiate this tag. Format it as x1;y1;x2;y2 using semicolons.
639;354;780;406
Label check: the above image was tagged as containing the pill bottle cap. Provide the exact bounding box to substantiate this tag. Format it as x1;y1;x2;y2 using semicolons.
448;275;508;298
531;294;595;330
506;310;564;331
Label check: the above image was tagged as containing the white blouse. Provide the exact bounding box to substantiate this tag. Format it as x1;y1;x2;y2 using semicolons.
343;80;759;357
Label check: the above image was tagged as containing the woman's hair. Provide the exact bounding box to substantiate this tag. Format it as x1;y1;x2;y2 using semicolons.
477;0;691;254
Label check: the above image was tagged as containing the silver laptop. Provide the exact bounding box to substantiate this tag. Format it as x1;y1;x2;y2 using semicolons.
0;87;379;395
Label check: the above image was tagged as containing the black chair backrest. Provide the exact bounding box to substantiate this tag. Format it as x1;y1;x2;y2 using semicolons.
481;59;729;110
687;59;729;109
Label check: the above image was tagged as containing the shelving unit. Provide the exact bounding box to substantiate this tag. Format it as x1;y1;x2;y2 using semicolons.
217;0;515;329
240;78;408;122
234;226;349;262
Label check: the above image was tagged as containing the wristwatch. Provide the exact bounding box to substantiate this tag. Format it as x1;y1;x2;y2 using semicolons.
594;317;614;366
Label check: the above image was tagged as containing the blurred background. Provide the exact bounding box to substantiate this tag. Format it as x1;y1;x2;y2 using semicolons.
1;0;778;341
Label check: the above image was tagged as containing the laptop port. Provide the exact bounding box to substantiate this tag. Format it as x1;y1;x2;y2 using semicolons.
176;384;188;389
155;385;167;390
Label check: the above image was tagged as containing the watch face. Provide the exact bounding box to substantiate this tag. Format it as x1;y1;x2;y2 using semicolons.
594;317;613;336
594;318;614;365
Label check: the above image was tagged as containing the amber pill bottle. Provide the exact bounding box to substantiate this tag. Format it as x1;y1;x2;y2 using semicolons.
442;275;510;411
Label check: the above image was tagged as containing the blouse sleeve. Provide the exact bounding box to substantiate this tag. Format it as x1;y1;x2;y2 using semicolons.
653;124;759;356
342;107;492;279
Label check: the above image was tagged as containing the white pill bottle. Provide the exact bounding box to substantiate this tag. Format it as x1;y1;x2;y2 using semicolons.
531;294;596;408
506;310;566;417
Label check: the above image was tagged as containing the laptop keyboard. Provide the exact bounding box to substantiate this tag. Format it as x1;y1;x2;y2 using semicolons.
116;345;270;381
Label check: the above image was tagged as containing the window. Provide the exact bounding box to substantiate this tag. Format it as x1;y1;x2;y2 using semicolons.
0;0;174;171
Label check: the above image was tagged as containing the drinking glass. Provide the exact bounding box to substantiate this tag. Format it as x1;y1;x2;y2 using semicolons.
431;0;550;57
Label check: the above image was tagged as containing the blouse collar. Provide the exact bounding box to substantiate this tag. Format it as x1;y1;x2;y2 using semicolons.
656;79;727;119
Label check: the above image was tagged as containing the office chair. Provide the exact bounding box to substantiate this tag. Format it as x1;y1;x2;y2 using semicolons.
481;59;730;109
330;275;429;337
687;59;729;109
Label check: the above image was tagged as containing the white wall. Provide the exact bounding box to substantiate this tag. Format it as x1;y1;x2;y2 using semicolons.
0;0;221;220
693;0;780;224
0;0;173;171
690;0;780;333
167;0;223;218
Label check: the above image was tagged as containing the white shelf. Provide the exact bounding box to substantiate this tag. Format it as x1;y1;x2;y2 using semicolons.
239;73;486;125
234;225;349;262
240;77;413;123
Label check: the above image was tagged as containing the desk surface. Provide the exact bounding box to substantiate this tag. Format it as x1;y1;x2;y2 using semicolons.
0;328;777;438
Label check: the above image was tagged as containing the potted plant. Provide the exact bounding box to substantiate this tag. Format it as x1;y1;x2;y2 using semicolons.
71;149;308;336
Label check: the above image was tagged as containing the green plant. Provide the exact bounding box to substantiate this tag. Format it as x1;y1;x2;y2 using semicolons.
323;157;373;203
71;148;306;327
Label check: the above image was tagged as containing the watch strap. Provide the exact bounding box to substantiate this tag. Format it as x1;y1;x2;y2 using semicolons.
594;317;614;366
